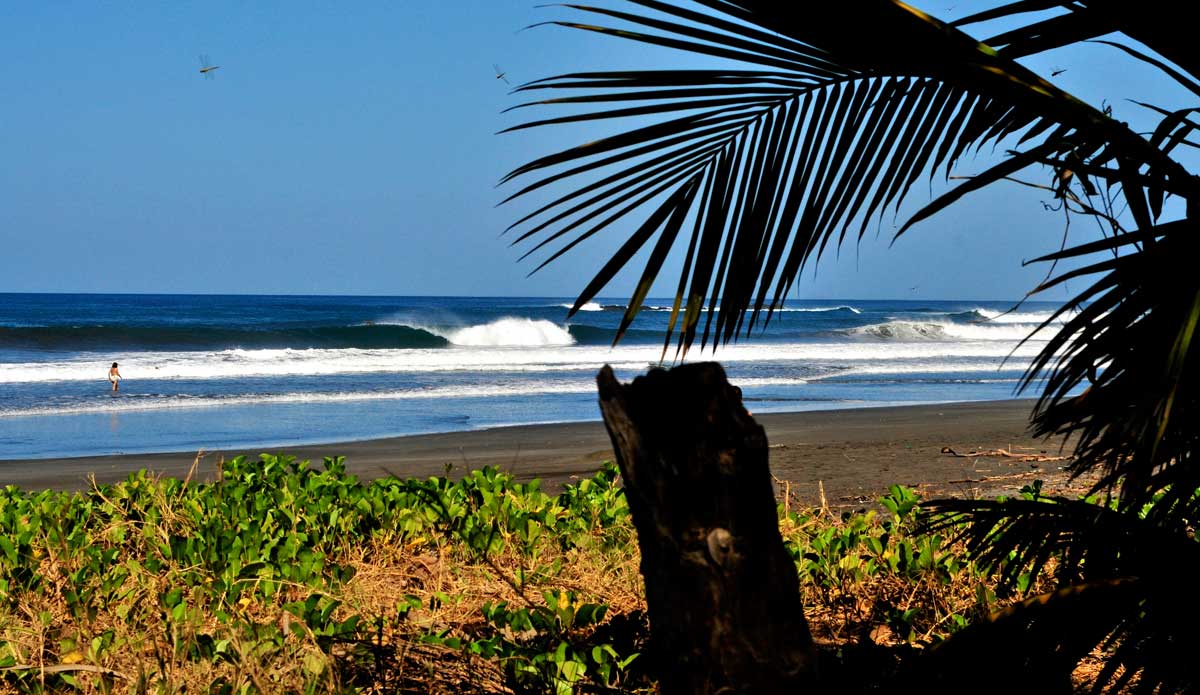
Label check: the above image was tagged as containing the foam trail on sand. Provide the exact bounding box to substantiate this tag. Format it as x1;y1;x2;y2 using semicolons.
2;339;1049;384
1;361;1028;418
0;381;600;417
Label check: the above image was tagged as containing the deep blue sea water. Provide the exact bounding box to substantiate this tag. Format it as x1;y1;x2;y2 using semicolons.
0;293;1070;460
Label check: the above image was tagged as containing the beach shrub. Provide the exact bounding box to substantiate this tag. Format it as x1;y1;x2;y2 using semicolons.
0;455;1076;693
0;456;645;694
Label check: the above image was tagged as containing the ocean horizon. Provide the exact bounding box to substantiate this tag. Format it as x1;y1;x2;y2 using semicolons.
0;293;1070;460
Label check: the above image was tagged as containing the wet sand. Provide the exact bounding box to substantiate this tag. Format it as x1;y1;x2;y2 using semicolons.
0;399;1087;504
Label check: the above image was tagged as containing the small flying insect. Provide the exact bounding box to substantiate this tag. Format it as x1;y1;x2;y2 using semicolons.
199;54;220;79
1051;66;1067;77
493;64;510;85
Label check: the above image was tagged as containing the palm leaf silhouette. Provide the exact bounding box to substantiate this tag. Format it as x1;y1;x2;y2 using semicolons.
504;1;1200;690
503;1;1186;354
920;495;1200;692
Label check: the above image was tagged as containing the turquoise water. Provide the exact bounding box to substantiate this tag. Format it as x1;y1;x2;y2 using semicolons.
0;293;1068;459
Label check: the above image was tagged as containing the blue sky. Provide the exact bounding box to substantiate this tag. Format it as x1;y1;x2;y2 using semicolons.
0;2;1193;300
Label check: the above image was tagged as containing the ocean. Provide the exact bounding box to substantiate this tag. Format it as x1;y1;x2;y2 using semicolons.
0;293;1068;460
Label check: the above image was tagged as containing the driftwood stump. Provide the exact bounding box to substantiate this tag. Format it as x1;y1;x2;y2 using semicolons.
597;362;816;694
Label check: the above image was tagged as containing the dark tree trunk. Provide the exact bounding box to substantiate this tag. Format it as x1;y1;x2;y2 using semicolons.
596;362;816;695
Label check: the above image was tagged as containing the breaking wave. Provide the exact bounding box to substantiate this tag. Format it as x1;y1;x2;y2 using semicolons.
592;303;861;314
430;318;574;347
0;318;579;352
947;308;1066;325
851;321;1053;341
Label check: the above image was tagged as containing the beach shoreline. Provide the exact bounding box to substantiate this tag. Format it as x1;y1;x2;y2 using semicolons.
3;295;1063;462
0;399;1088;504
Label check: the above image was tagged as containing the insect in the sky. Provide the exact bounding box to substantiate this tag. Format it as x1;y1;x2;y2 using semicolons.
493;64;510;85
1051;66;1067;77
199;54;220;79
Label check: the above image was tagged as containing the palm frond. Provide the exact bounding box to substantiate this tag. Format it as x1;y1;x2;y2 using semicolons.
917;494;1200;692
503;2;1200;691
922;496;1196;590
955;0;1200;93
1016;219;1200;510
504;2;1200;519
503;0;1161;355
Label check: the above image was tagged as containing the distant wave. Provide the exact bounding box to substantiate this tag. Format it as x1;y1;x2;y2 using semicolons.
825;377;1022;385
558;302;604;312
780;305;861;314
946;308;1064;325
590;303;861;314
853;322;950;340
0;318;581;352
850;320;1053;341
819;360;1027;377
0;324;450;351
555;302;638;312
428;318;574;347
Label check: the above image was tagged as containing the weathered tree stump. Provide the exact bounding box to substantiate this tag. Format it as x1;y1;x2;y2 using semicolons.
597;362;816;694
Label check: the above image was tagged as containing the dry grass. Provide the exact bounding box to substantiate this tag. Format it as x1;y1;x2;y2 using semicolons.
0;457;1117;694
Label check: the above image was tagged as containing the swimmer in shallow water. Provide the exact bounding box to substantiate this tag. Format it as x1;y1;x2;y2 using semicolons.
108;362;122;392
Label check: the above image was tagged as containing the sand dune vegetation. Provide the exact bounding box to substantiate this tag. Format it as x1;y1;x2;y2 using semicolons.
1;453;1090;694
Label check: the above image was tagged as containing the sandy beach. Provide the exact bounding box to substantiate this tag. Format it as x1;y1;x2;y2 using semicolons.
0;399;1089;505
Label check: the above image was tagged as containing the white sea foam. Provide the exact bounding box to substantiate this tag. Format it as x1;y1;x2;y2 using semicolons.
825;360;1027;377
560;302;604;312
433;318;575;347
2;358;1031;417
970;308;1068;324
852;320;1053;342
635;304;860;313
0;381;600;418
1;337;1050;385
786;305;861;313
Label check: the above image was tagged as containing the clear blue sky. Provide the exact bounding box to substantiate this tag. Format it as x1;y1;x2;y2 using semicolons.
0;2;1192;300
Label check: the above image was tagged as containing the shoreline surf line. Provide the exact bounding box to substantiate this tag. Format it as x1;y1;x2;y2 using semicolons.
0;399;1084;505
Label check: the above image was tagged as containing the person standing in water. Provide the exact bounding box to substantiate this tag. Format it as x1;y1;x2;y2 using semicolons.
108;362;122;391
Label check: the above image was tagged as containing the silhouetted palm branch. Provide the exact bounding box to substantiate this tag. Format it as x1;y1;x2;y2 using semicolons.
1022;220;1200;513
503;1;1189;355
920;496;1200;693
923;496;1196;590
954;0;1200;99
506;1;1200;690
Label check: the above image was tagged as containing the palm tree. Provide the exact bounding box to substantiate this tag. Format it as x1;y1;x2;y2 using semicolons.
501;1;1200;691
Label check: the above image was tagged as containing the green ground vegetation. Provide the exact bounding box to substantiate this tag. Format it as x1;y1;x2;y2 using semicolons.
0;454;1069;694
